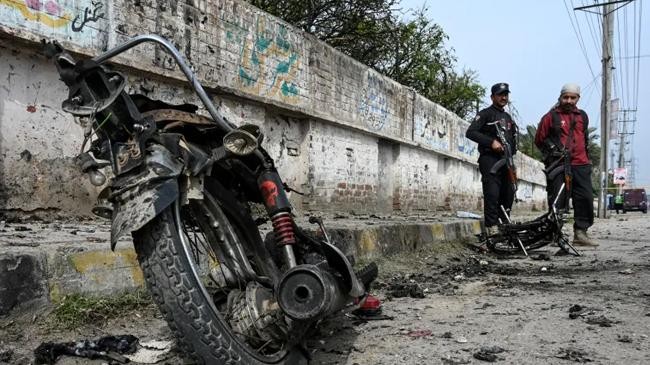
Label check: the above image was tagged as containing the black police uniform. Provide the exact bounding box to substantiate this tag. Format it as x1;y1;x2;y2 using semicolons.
466;85;518;228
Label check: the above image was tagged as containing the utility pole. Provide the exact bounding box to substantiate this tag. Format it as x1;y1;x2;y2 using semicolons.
617;110;626;196
617;110;627;169
574;0;633;219
598;2;614;219
616;109;636;191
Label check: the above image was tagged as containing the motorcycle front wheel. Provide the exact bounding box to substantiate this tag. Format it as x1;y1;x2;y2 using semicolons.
132;179;306;365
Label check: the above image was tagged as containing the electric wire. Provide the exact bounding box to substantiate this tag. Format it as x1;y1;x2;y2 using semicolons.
633;0;642;110
565;0;597;79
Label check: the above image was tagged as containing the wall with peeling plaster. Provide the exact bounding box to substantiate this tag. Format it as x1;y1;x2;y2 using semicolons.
0;45;97;216
0;0;546;218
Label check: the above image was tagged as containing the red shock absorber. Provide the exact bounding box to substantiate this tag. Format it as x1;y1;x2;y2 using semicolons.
258;169;297;247
271;212;296;246
259;170;298;267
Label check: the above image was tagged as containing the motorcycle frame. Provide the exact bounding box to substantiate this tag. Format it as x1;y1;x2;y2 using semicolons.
48;34;369;318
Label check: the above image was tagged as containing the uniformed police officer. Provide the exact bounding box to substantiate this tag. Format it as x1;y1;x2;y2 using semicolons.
466;83;518;237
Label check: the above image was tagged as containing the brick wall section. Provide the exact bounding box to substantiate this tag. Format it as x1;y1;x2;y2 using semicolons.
393;146;483;212
0;0;546;217
306;123;380;212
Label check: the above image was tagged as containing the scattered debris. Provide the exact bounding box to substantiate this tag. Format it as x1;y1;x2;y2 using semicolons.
555;348;592;362
20;149;33;160
616;334;633;343
456;211;481;219
13;226;32;232
441;355;471;364
531;253;550;261
585;315;618;327
34;335;138;364
8;241;41;247
406;329;432;338
441;331;454;339
124;340;174;364
348;293;391;322
386;282;426;299
569;304;584;313
618;269;634;275
475;303;495;310
0;347;14;362
353;294;382;316
568;304;595;319
349;313;394;322
455;336;468;343
473;346;505;362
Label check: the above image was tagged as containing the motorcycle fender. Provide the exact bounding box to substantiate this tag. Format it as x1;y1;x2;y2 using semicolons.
320;241;365;297
110;179;179;250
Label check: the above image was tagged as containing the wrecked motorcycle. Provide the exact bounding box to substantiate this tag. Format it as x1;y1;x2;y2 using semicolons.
476;151;580;257
45;34;377;364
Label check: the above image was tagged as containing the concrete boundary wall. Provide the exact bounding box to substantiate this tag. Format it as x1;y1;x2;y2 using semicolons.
0;0;546;217
0;218;483;314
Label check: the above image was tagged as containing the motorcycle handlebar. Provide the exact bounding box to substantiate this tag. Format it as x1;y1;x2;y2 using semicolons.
93;34;232;134
90;34;268;164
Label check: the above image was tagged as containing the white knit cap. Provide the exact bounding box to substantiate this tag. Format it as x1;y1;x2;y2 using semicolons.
560;83;581;96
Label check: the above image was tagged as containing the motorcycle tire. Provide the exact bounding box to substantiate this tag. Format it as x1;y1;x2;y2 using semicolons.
132;179;307;365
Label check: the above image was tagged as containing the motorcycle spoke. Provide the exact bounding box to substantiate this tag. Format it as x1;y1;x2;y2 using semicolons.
174;191;292;361
180;207;240;297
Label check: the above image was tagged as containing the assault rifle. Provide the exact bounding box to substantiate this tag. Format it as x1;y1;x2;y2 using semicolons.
488;121;517;193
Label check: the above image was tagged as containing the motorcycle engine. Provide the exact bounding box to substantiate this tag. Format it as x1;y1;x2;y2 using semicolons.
227;282;287;349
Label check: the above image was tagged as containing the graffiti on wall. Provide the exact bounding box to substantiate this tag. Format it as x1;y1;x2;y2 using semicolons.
414;109;449;151
517;182;533;201
224;16;302;104
71;0;103;32
457;133;477;158
0;0;106;47
358;71;389;131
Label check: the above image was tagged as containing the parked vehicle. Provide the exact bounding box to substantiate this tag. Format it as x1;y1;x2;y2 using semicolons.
45;35;378;364
623;188;647;213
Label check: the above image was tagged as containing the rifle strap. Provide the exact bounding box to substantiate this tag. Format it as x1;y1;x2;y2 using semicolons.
566;114;577;168
563;115;576;210
550;111;577;168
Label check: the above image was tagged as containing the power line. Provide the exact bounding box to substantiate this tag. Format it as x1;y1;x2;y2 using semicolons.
624;4;631;109
634;1;643;109
615;9;625;107
580;0;603;56
616;54;650;59
564;0;597;79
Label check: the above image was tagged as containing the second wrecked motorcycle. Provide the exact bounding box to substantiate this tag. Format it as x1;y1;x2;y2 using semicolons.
45;34;378;364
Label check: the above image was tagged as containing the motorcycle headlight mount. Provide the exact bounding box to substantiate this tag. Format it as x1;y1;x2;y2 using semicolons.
223;124;263;156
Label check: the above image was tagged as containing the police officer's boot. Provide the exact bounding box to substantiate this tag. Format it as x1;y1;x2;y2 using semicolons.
573;229;598;247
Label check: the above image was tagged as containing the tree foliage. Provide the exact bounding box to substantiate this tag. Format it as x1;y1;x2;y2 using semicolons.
246;1;484;119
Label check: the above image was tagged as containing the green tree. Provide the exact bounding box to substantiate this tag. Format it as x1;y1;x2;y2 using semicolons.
246;1;484;118
518;124;544;161
586;127;602;194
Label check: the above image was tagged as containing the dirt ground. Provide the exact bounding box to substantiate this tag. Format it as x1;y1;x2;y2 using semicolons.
1;213;648;365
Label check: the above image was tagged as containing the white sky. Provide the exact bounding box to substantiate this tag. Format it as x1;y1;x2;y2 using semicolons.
400;0;649;187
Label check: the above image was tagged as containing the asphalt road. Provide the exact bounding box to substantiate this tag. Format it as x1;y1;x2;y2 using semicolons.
310;213;650;364
1;213;648;365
